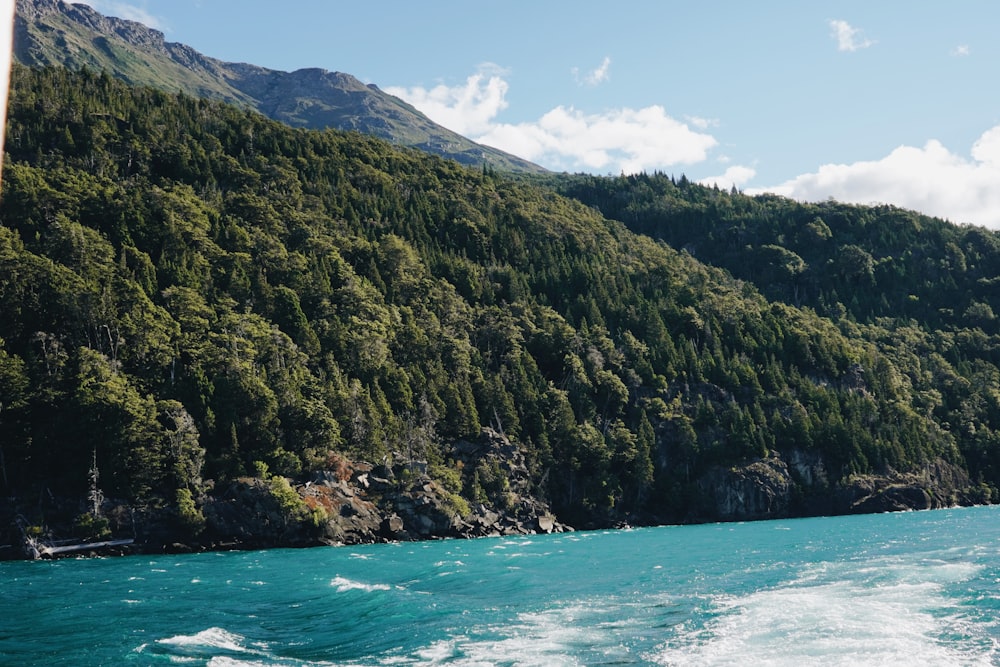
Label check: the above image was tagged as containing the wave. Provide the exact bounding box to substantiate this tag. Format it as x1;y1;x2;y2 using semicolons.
330;575;391;593
147;627;345;667
156;627;253;653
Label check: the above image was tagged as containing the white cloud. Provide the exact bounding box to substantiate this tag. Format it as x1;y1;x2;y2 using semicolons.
754;126;1000;228
686;116;719;130
698;165;757;189
478;105;717;174
385;65;509;137
388;69;717;175
72;1;165;30
829;19;875;52
952;44;971;57
572;56;611;86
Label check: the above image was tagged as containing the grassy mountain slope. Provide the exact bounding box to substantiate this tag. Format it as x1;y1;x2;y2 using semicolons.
0;67;992;549
13;0;544;173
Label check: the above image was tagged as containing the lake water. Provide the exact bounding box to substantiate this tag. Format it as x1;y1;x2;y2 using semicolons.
3;505;1000;665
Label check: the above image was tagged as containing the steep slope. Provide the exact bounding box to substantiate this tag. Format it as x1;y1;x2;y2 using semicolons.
13;0;544;173
0;67;989;557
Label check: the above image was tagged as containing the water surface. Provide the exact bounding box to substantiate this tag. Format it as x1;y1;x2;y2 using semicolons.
3;505;999;665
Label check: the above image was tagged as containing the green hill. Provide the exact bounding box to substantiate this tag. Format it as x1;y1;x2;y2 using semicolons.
0;67;994;553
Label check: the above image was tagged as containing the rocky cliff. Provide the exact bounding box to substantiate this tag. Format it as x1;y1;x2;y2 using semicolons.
690;450;987;523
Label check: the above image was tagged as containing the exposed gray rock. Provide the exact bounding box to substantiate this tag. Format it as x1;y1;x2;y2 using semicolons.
698;454;793;521
535;515;555;534
379;515;405;539
452;428;570;535
837;459;981;514
694;453;983;523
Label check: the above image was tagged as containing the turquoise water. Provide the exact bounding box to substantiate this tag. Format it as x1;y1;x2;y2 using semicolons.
3;506;1000;666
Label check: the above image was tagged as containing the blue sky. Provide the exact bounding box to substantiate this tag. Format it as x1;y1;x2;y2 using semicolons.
76;1;1000;228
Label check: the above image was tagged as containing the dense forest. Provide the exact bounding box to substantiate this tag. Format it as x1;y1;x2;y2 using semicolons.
0;66;997;549
548;173;1000;484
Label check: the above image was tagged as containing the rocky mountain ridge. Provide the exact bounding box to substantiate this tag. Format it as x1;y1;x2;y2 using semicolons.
13;0;545;172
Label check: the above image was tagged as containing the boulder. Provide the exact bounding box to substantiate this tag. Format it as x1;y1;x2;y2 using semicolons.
535;515;555;534
379;515;406;539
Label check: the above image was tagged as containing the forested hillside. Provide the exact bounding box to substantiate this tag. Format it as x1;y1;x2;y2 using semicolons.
549;173;1000;486
0;67;993;553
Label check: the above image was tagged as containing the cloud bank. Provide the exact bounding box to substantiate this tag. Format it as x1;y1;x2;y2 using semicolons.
389;67;718;175
699;165;757;189
386;69;509;137
390;67;1000;228
478;105;718;174
756;126;1000;228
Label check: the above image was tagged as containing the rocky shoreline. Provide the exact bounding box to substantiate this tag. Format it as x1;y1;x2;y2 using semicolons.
1;430;990;561
1;427;572;560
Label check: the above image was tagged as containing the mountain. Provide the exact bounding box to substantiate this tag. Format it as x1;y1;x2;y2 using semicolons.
12;0;545;173
1;67;993;557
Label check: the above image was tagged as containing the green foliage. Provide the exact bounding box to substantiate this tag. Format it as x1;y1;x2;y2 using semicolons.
430;463;473;519
73;511;111;541
175;487;206;535
262;471;327;529
429;462;463;495
441;491;471;520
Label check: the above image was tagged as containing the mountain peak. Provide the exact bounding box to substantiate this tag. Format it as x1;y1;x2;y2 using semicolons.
15;0;62;17
18;0;166;49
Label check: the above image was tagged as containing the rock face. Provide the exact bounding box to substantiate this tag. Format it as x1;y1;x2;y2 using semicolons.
191;428;569;549
693;451;985;523
697;455;793;521
3;430;980;559
0;428;569;560
836;459;980;514
361;428;570;541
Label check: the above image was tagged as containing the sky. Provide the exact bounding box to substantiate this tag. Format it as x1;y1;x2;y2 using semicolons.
74;1;1000;228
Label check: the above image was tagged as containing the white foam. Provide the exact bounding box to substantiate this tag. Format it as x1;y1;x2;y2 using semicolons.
157;627;249;653
206;659;272;667
651;566;995;667
404;603;618;666
330;575;390;593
